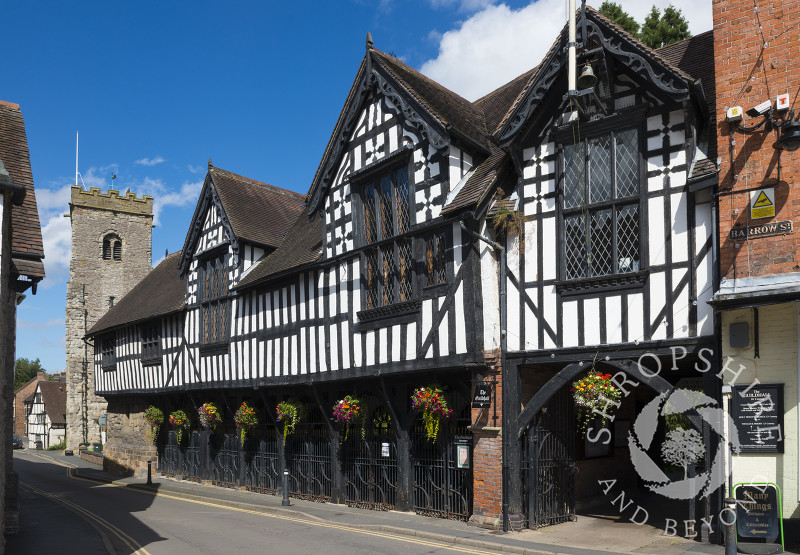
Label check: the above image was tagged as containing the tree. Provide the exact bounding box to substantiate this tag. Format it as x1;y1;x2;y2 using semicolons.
661;428;704;479
639;4;691;49
14;357;44;390
598;1;640;37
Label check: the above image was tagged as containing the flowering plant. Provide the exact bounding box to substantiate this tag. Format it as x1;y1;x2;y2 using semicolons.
571;370;621;434
332;395;363;441
276;399;302;443
169;409;190;444
197;402;222;431
144;406;164;445
411;385;453;442
234;402;258;445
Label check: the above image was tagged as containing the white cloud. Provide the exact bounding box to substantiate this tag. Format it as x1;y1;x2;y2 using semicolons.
188;164;204;174
148;179;204;226
420;0;713;102
18;317;64;331
428;0;496;13
40;212;72;287
135;156;166;166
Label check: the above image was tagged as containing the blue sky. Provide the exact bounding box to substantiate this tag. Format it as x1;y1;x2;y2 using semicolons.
5;0;711;372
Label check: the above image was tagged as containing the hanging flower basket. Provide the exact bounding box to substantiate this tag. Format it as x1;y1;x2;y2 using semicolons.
197;402;222;431
411;385;453;442
169;409;190;444
332;395;364;441
276;399;302;443
571;370;621;435
234;402;258;445
144;406;164;445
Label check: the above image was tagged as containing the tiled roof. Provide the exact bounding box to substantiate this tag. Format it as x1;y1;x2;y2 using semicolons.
88;251;186;335
442;146;508;215
237;211;323;289
371;49;489;150
37;381;67;425
0;101;45;279
476;67;539;136
210;167;306;249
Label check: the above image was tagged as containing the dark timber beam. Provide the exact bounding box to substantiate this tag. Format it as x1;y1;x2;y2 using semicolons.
380;377;412;511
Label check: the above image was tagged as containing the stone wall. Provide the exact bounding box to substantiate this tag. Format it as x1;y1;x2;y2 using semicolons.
103;396;157;478
65;186;153;450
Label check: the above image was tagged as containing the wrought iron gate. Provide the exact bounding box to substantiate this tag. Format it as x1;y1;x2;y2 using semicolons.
211;433;239;488
181;432;203;482
244;429;281;494
342;407;397;510
285;408;332;501
523;386;576;528
412;408;472;521
161;431;180;477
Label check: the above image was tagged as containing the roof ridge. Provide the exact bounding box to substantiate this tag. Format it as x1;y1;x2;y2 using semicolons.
475;65;539;106
211;167;305;200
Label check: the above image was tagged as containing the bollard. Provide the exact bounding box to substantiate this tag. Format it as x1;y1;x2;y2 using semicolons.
147;460;153;485
724;497;737;555
282;469;290;506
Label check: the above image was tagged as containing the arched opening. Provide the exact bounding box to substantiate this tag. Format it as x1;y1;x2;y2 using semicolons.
102;234;122;261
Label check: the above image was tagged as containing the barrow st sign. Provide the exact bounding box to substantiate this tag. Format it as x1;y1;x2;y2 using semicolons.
729;220;793;240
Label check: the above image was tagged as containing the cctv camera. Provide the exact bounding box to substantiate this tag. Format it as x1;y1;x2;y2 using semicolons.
747;100;772;117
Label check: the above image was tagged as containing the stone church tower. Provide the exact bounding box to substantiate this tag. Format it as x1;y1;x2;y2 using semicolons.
65;186;152;450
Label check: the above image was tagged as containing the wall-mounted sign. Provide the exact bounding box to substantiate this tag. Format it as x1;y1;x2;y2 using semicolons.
729;220;792;241
732;384;784;453
751;187;775;219
472;382;493;408
381;442;390;457
454;435;471;469
734;482;783;549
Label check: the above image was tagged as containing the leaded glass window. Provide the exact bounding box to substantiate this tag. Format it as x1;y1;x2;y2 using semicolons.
425;232;447;287
199;254;230;345
360;165;414;309
141;323;161;364
562;128;640;279
100;335;116;370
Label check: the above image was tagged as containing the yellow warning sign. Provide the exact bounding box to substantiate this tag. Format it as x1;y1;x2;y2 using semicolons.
751;188;775;219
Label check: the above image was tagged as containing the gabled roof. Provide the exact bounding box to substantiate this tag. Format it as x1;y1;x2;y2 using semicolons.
306;39;492;217
179;162;305;275
237;211;323;289
89;251;186;336
0;101;45;283
35;381;67;425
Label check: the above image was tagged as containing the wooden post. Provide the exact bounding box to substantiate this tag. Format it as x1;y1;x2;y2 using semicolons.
380;378;412;511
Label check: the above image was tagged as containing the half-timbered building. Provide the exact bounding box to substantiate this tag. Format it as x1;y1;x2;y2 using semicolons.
87;7;720;531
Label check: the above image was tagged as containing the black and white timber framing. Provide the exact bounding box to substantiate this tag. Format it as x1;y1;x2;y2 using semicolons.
89;8;719;527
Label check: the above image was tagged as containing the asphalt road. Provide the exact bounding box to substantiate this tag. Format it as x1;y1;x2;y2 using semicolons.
8;451;501;555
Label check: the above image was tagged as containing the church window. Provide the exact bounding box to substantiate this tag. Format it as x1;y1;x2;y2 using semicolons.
561;127;641;280
360;164;413;309
103;234;122;261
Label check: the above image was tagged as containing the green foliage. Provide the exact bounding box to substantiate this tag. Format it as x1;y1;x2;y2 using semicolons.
598;1;640;37
14;358;45;390
491;208;523;236
639;4;691;49
47;437;67;451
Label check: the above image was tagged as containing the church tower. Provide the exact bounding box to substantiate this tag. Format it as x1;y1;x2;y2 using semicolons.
65;186;153;450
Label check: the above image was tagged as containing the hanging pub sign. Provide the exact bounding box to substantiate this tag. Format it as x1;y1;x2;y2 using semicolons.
750;187;776;219
729;220;793;240
472;382;493;408
734;482;784;551
732;384;784;453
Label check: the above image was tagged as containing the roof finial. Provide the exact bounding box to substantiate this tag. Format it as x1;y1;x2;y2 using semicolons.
366;32;373;49
208;158;213;170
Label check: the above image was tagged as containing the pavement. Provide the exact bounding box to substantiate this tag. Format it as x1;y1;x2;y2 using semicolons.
12;449;728;555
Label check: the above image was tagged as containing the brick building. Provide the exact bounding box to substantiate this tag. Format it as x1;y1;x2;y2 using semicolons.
65;186;153;450
710;0;800;536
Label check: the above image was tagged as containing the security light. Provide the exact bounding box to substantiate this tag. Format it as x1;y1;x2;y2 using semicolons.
773;117;800;152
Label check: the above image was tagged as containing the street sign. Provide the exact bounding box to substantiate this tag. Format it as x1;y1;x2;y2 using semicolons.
734;482;784;552
751;188;775;219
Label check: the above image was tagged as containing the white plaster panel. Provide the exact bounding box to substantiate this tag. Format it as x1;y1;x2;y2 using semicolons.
562;301;579;347
648;196;666;267
543;285;557;349
379;327;388;364
406;322;417;361
392;325;401;361
524;220;538;285
542;216;557;280
627;293;644;343
606;295;623;344
438;301;450;357
584;298;601;346
455;283;467;354
671;192;689;263
649;271;667;340
672;268;690;338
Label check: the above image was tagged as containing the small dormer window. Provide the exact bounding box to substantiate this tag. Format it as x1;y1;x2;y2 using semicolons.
103;234;122;261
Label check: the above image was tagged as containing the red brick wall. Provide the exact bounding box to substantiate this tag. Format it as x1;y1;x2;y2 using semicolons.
470;351;503;525
714;0;800;279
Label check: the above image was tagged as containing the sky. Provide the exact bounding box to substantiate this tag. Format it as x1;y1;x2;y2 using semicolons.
5;0;712;372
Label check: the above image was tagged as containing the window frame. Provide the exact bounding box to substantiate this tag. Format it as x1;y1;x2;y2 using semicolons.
100;334;116;370
140;321;162;366
555;113;648;294
102;234;122;262
197;248;231;354
353;154;418;319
